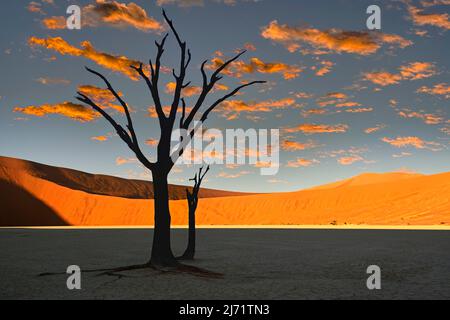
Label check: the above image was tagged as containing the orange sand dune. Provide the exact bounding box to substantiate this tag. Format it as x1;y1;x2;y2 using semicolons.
1;156;449;226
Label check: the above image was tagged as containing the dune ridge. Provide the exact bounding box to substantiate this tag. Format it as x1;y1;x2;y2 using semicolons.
0;156;449;226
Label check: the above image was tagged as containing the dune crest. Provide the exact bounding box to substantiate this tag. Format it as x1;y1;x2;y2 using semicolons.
0;156;449;226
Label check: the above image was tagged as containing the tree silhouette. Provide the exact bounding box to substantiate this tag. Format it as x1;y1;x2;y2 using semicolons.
75;10;265;268
179;166;210;261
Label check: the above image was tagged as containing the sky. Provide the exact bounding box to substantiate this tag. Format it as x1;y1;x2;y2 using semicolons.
0;0;449;193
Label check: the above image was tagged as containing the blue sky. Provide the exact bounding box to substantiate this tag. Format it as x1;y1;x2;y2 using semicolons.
0;0;449;192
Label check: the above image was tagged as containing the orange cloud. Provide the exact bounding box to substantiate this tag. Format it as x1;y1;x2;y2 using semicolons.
145;139;158;146
42;16;66;30
261;20;412;55
344;107;373;113
398;110;444;124
295;92;314;99
364;62;436;86
14;102;99;122
29;36;142;80
217;171;251;179
286;123;349;134
408;6;450;30
43;0;164;32
78;85;124;113
91;135;109;142
399;62;437;80
365;124;385;134
417;83;450;98
207;56;302;80
116;157;137;165
147;105;193;118
314;60;334;76
27;2;45;14
382;136;440;149
302;108;328;117
165;82;228;97
219;98;296;119
281;140;317;151
335;101;362;108
338;155;364;165
363;71;403;86
286;158;319;168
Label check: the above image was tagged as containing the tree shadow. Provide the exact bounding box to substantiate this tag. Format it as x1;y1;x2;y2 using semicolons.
38;262;223;280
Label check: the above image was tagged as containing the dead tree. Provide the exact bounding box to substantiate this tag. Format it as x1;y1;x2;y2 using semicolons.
179;166;210;261
75;10;265;268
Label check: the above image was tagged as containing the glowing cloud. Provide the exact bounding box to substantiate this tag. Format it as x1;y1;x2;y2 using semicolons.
43;0;164;32
14;102;99;122
286;124;349;134
261;20;412;55
28;36;142;80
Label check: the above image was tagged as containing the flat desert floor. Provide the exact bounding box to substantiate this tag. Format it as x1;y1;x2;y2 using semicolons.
1;228;449;300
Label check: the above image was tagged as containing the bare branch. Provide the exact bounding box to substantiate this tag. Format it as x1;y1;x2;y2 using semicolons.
182;51;248;129
85;67;143;152
201;81;266;122
180;98;187;128
77;69;154;170
211;50;246;82
171;80;266;162
76;92;131;145
163;10;189;123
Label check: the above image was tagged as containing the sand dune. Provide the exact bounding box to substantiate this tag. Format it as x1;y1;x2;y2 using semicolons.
0;156;449;226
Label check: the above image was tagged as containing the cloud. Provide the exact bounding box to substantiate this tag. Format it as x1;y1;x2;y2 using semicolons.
28;36;142;80
43;0;164;32
337;155;364;165
408;5;450;30
207;56;303;80
91;135;109;142
14;102;99;122
116;156;137;165
382;136;441;149
147;105;193;118
294;92;314;99
363;71;403;86
302;108;328;117
392;152;413;158
217;170;251;179
398;110;444;124
421;0;450;7
27;2;45;14
399;62;437;80
261;20;412;55
313;60;334;76
165;81;228;97
219;97;296;119
286;158;319;168
335;102;362;108
145;138;158;146
156;0;260;7
363;62;436;86
344;107;373;113
365;124;386;134
285;123;349;134
417;83;450;98
78;85;125;113
281;140;317;151
35;77;71;86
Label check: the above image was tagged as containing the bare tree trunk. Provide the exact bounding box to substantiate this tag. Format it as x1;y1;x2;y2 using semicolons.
75;10;265;269
150;170;178;267
180;207;196;260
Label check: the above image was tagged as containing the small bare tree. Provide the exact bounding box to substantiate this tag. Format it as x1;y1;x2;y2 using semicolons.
75;10;265;268
179;166;210;261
